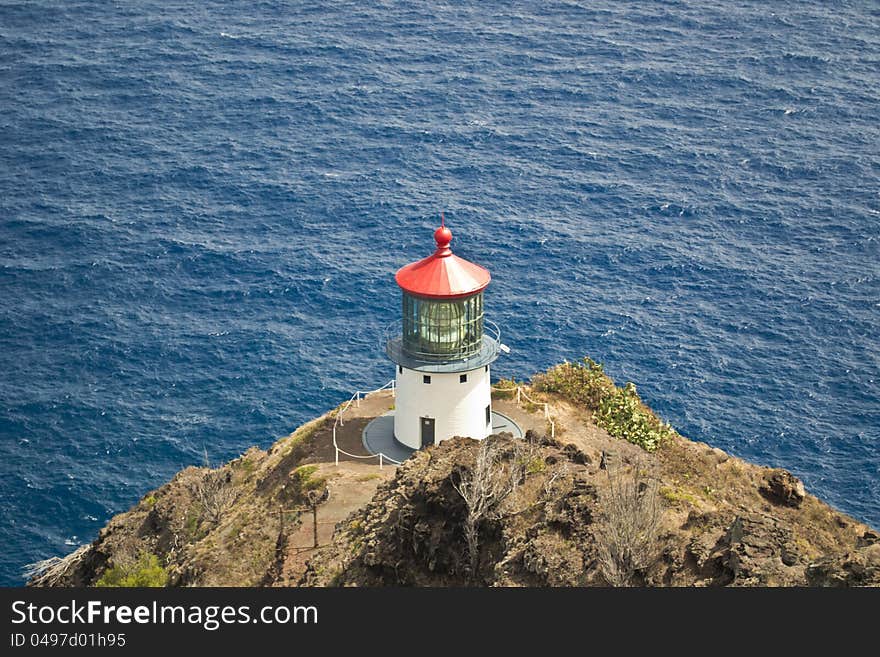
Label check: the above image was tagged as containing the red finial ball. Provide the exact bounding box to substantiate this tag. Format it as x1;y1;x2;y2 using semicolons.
434;225;452;249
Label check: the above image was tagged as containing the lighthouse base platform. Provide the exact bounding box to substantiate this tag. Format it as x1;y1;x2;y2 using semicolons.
362;410;523;463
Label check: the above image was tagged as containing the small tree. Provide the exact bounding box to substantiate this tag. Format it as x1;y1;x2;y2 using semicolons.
596;460;662;586
452;438;524;582
95;552;168;587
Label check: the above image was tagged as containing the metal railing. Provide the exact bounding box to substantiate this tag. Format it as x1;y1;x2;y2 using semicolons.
331;379;556;470
332;379;402;468
491;383;556;439
382;318;502;368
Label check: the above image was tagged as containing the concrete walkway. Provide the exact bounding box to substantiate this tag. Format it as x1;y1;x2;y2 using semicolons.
327;387;548;466
491;410;523;438
361;409;523;463
361;413;413;463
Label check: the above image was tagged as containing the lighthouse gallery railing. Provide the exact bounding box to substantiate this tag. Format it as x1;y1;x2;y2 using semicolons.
382;317;501;368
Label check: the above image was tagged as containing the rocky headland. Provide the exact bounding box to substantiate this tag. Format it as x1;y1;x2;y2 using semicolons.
29;359;879;588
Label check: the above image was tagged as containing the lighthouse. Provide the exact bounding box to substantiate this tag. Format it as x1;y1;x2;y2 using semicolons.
384;220;503;449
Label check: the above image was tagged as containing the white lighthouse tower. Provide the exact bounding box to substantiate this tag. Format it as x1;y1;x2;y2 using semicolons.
385;220;503;449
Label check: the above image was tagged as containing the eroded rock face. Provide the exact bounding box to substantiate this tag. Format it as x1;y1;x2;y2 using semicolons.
301;435;606;587
28;430;332;588
759;469;806;508
667;512;806;586
713;515;803;585
300;434;877;588
806;544;880;587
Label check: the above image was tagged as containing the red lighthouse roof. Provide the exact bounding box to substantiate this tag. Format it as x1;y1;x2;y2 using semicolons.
395;223;491;300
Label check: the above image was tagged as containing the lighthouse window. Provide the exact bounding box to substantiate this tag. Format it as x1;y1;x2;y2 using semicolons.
420;301;464;355
460;374;467;383
485;404;491;425
398;365;403;374
423;375;431;384
401;292;484;361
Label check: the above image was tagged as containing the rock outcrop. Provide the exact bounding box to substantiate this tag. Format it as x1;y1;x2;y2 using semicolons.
759;469;806;508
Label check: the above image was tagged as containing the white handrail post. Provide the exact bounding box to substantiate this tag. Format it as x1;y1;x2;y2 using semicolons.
335;446;339;467
516;387;521;404
379;453;384;469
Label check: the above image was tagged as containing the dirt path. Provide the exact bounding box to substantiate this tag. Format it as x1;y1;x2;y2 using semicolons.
273;461;396;585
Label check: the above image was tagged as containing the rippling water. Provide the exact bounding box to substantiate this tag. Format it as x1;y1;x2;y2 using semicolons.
1;1;878;584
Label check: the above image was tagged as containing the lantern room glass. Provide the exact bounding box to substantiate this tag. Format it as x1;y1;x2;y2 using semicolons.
402;292;484;361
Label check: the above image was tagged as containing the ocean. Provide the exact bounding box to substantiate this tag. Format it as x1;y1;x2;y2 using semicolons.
1;0;877;584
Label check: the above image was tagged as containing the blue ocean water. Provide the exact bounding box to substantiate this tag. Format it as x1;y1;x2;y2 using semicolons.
1;1;878;585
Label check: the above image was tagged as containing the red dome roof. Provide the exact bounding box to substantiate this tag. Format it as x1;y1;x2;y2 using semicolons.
395;224;491;300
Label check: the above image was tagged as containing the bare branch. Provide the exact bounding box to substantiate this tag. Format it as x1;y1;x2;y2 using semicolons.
193;470;237;526
544;463;569;497
595;459;662;586
453;438;525;582
24;544;91;586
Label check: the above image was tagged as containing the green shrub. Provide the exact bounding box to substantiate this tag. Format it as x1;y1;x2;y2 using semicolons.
525;456;547;475
595;382;673;452
659;486;699;507
533;358;674;452
532;357;615;411
95;552;167;587
184;506;202;540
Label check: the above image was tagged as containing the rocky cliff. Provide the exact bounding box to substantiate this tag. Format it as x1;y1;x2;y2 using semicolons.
300;432;879;587
29;363;879;588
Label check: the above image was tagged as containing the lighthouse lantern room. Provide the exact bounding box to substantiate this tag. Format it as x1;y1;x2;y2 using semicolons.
385;221;504;450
